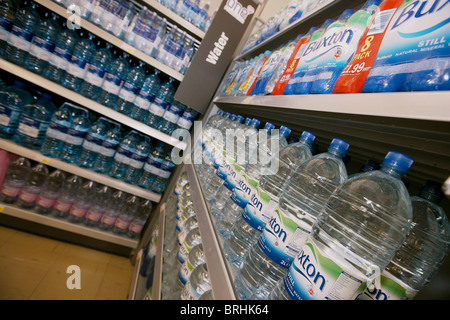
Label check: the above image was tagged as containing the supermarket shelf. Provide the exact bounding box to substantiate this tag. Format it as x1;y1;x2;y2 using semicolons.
0;139;162;203
214;91;450;122
34;0;184;82
185;163;237;300
0;58;187;151
151;204;166;300
0;203;138;248
143;0;206;39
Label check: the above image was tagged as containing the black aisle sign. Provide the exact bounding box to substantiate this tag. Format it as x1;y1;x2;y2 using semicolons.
174;0;258;114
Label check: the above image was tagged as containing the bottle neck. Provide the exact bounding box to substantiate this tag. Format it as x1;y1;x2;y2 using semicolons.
328;148;345;159
380;165;405;180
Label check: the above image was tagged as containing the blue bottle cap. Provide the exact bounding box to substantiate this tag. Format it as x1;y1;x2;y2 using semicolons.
251;118;260;128
329;138;350;155
236;115;245;123
382;151;414;173
245;117;252;125
264;122;275;131
340;9;355;21
279;125;291;138
300;131;316;144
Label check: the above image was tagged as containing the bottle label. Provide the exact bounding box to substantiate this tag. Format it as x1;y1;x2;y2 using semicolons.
129;221;144;234
134;90;156;111
65;126;89;146
18;190;38;203
231;173;256;209
98;138;121;157
36;196;56;208
0;103;20;127
222;162;241;192
284;238;365;300
258;208;311;268
67;55;89;79
54;200;72;212
45;120;71;141
85;63;106;86
82;133;105;152
69;206;88;218
49;46;72;69
177;110;195;130
243;185;277;232
29;36;55;61
177;241;194;264
128;151;148;169
85;210;103;222
179;258;195;285
114;146;135;165
8;25;33;51
356;270;418;300
17;116;48;139
101;214;117;226
180;281;201;300
162;104;182;124
148;97;168;116
119;81;140;102
132;18;159;42
0;16;12;41
115;218;131;230
102;72;123;94
1;185;21;197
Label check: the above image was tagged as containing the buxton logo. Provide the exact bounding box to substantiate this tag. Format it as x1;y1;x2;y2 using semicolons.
224;0;255;24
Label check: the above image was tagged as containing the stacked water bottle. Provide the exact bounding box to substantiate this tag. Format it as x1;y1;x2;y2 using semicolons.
223;0;450;96
0;0;198;134
160;172;213;300
44;0;199;73
0;152;154;238
156;0;214;32
198;108;450;300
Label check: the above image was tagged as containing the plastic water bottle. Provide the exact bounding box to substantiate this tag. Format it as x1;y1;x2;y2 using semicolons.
40;103;73;158
224;131;315;268
0;156;31;204
271;151;414;300
0;81;33;139
77;117;111;169
35;169;65;214
180;263;211;300
179;37;195;74
84;185;111;227
158;101;185;135
356;180;450;300
177;227;202;265
215;125;291;240
130;69;161;122
61;32;96;92
25;12;60;75
176;107;197;133
92;121;123;174
44;25;79;84
68;180;96;223
109;130;140;180
113;195;139;235
14;93;57;150
150;153;175;194
78;42;112;101
3;1;40;65
137;143;164;189
157;26;185;70
0;0;18;57
123;135;152;185
98;189;126;230
16;163;49;209
58;106;90;164
52;174;83;218
234;138;350;300
146;77;175;129
115;60;147;115
177;214;198;245
97;51;129;109
310;0;380;94
128;199;153;238
98;0;135;39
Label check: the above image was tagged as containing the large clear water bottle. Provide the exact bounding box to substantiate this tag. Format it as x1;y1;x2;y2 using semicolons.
157;25;185;70
3;0;39;65
16;163;49;209
271;151;414;300
130;69;161;122
14;92;57;150
224;131;316;268
158;100;185;135
177;227;202;265
0;81;33;139
99;189;126;231
61;32;96;92
97;51;129;109
78;41;112;101
234;138;350;300
0;0;18;57
44;24;79;84
356;180;450;300
98;0;134;39
92;121;123;174
77;117;111;169
84;185;111;227
115;60;147;115
123;135;152;185
40;103;73;158
52;174;83;218
215;125;291;240
58;106;90;163
113;195;140;235
25;12;60;75
180;263;211;300
128;199;153;238
109;130;140;180
0;156;31;204
146;77;175;129
35;169;65;214
137;142;164;189
68;180;96;223
150;152;175;194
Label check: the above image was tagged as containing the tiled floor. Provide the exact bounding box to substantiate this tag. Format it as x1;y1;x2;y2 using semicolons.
0;225;134;300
